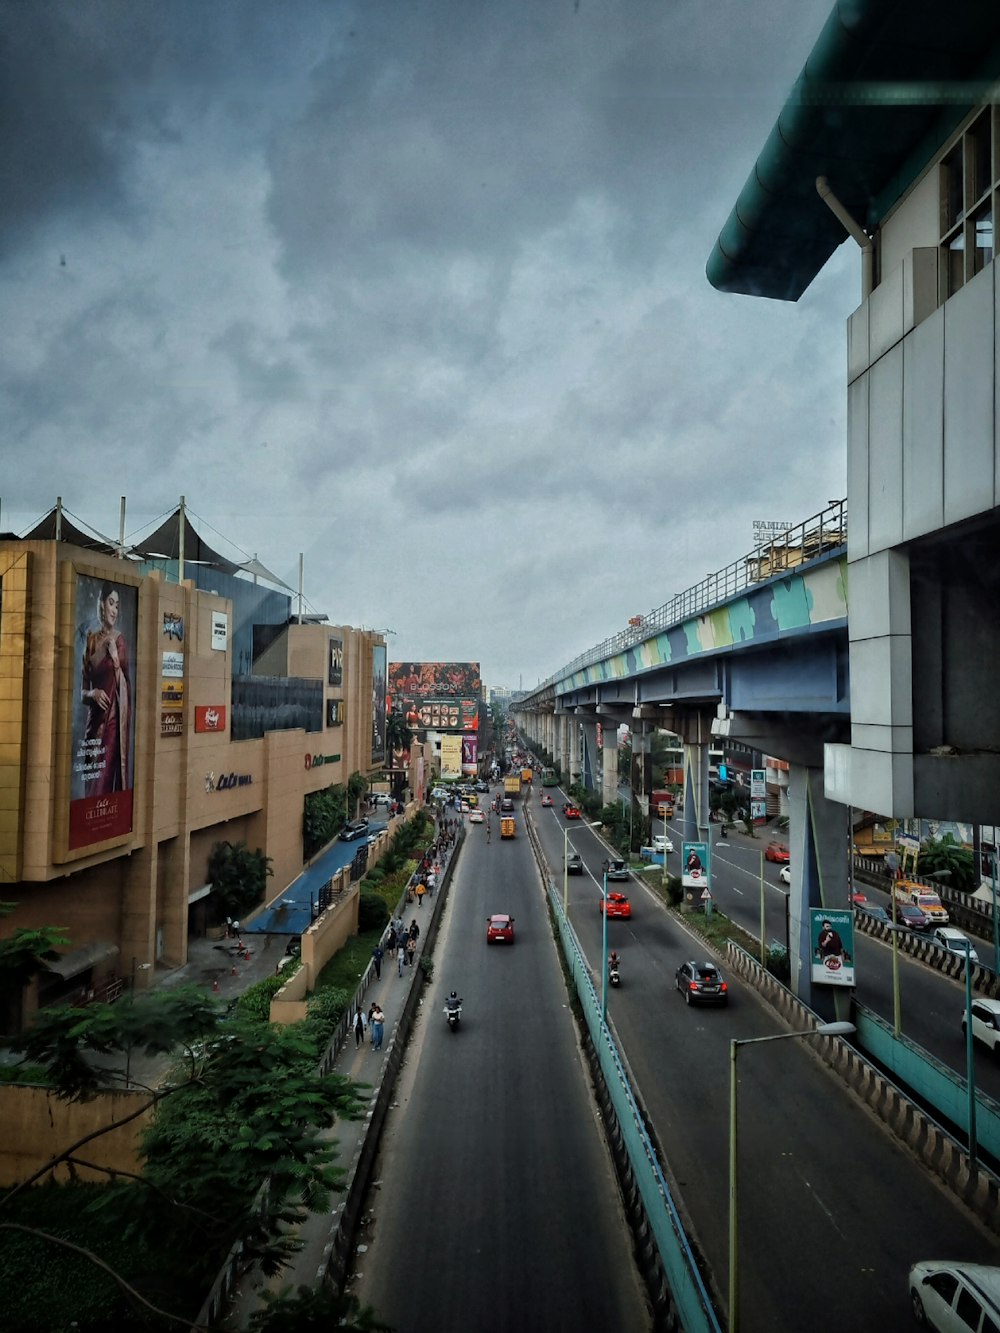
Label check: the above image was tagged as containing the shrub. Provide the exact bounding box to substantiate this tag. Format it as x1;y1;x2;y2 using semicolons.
234;972;289;1022
358;892;389;932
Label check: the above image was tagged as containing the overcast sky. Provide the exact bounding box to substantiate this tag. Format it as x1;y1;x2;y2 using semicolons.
2;0;857;690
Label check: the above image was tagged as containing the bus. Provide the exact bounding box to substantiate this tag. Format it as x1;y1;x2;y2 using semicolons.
541;767;559;787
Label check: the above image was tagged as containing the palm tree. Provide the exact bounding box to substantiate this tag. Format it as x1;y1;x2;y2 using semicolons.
385;712;414;802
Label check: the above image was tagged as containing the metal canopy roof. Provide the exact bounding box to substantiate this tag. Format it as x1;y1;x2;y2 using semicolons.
707;0;1000;301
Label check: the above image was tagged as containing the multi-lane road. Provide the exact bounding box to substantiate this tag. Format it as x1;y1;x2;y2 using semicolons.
353;787;997;1332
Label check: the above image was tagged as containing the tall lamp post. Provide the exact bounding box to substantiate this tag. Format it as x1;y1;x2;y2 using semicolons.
601;870;609;1022
729;1021;855;1332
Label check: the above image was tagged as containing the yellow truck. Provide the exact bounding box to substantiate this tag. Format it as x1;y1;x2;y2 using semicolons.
504;774;522;797
500;817;516;839
521;767;533;785
893;880;949;924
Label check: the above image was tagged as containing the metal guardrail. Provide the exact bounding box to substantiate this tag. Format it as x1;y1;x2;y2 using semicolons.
533;499;847;693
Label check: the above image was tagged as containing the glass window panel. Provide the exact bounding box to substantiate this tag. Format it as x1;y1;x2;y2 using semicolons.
972;113;993;200
947;229;965;294
943;146;964;230
974;204;993;274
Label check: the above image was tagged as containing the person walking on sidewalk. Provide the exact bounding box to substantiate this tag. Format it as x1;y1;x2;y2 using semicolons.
372;943;384;979
352;1004;368;1049
406;935;416;967
371;1004;385;1051
415;880;426;908
397;941;407;976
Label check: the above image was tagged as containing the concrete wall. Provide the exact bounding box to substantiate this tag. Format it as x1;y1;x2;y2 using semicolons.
0;1085;151;1187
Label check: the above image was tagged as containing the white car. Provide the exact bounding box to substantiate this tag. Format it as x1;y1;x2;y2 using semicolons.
779;865;791;885
468;810;485;824
931;927;980;963
961;998;1000;1055
909;1260;1000;1331
652;834;674;854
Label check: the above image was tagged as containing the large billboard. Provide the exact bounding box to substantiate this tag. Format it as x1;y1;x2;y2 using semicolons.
371;644;387;765
388;661;481;731
440;734;462;780
69;573;138;850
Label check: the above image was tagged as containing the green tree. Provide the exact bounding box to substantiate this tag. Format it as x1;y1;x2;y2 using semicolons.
207;841;273;920
249;1283;392;1332
0;910;71;1034
919;833;977;894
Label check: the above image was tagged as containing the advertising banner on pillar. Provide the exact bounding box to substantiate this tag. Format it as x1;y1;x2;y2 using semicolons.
681;841;709;891
441;734;462;780
750;769;767;824
810;908;855;987
461;734;478;773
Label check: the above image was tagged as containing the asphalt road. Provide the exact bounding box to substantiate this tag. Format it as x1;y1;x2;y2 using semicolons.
532;791;998;1333
349;797;653;1333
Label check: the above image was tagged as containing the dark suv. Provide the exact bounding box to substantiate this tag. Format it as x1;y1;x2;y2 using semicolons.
565;852;583;875
602;858;629;882
675;960;729;1006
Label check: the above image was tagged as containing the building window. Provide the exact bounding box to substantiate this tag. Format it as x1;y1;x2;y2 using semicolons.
940;110;997;298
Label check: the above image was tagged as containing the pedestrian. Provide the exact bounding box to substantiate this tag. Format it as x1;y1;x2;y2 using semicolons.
372;943;384;979
353;1004;367;1048
368;1002;377;1042
371;1004;385;1050
397;942;406;976
406;935;416;966
409;919;420;942
416;880;426;908
426;872;436;896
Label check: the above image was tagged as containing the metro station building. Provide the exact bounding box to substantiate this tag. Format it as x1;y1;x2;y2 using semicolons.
0;506;387;1016
708;0;1000;828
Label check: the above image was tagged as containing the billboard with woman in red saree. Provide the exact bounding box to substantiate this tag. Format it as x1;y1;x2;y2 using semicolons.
69;573;138;849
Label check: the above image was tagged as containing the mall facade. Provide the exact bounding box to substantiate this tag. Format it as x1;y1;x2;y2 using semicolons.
0;511;388;1018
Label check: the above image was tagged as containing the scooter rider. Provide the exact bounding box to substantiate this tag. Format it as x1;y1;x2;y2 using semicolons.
447;989;462;1010
608;951;620;973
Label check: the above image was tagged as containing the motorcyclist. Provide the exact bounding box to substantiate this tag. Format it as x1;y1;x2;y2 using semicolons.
608;951;620;973
446;990;462;1010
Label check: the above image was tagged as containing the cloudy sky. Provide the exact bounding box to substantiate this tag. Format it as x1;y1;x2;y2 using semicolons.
2;0;856;690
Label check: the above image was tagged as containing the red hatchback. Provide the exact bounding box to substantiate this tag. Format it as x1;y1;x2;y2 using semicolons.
486;913;515;944
765;842;790;863
563;804;581;820
599;891;632;920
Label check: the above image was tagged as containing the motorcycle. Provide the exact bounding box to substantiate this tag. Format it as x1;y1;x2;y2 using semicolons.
608;960;621;988
444;996;463;1031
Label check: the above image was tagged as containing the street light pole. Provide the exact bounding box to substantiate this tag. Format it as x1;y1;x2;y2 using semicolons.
728;1021;855;1333
965;949;978;1164
601;870;609;1022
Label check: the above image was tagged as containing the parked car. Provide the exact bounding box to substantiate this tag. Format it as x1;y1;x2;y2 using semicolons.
909;1260;1000;1331
486;913;515;944
765;842;790;863
961;998;1000;1056
931;927;979;963
339;818;370;841
565;852;583;875
896;902;932;932
674;960;729;1006
602;858;629;881
599;890;631;919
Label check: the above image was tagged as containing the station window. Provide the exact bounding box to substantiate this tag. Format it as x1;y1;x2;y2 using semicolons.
940;110;997;298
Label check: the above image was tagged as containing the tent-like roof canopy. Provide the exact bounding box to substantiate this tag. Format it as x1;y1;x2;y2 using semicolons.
132;510;242;575
707;0;1000;301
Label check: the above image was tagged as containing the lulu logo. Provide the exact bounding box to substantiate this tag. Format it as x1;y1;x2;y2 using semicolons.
195;705;227;733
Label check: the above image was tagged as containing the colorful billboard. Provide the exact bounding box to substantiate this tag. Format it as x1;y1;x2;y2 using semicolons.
462;734;478;773
441;734;462;780
371;644;387;765
328;636;343;687
388;661;482;731
810;908;856;987
69;573;138;850
682;841;710;891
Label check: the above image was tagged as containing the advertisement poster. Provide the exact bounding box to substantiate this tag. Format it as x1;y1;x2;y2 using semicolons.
810;908;856;987
387;662;482;729
327;699;344;726
162;650;184;678
461;734;478;773
211;611;228;651
371;644;387;765
69;573;138;849
750;768;766;824
328;636;343;687
682;841;709;890
441;734;462;780
194;705;227;733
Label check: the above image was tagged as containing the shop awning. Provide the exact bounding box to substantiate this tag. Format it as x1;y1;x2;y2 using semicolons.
45;941;119;979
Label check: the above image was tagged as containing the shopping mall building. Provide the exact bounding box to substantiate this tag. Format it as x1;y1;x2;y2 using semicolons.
0;506;390;1018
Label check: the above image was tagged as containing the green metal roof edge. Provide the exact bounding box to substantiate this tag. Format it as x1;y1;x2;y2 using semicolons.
707;0;1000;302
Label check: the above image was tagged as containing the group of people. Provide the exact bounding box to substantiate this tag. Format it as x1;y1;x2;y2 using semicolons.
383;917;421;975
353;1000;386;1050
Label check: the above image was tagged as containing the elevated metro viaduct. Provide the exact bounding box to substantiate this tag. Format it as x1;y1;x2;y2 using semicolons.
520;0;1000;1016
515;519;850;1017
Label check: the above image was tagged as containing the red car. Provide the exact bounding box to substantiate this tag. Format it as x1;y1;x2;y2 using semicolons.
765;842;790;863
540;794;554;807
563;804;581;820
850;889;868;907
486;913;515;944
599;891;632;920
